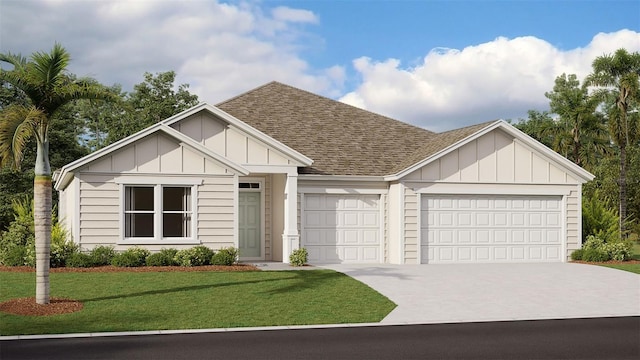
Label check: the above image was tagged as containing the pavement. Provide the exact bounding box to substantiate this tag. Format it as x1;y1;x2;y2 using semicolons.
319;262;640;324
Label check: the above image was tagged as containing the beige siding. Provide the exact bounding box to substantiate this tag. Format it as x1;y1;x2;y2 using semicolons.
264;175;272;259
403;187;419;264
172;112;295;166
565;189;580;260
382;193;389;263
86;133;230;175
198;176;236;248
409;129;580;184
78;174;120;248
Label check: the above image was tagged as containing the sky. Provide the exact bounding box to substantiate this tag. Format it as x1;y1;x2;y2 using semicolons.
1;0;639;132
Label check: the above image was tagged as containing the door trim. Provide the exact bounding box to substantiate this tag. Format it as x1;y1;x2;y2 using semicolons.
238;177;265;261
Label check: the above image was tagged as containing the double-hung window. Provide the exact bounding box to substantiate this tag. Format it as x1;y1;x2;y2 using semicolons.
121;182;196;243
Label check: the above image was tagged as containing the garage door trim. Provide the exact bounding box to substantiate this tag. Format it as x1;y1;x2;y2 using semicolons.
301;193;384;264
418;194;566;264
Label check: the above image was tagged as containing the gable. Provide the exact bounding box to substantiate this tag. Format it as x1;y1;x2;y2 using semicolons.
82;132;234;175
403;128;581;184
169;111;296;166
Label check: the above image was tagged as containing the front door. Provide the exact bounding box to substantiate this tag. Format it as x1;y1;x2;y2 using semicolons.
239;191;261;259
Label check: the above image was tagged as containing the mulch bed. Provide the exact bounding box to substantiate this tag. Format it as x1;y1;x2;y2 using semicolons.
0;264;259;317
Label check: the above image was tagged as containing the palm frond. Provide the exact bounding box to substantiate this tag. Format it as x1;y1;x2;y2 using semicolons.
0;105;41;169
30;43;70;90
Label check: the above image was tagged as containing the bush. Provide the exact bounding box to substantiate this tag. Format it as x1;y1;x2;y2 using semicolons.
211;247;238;266
582;235;605;251
289;248;308;267
89;246;116;266
582;248;611;262
66;252;94;268
111;247;150;267
146;248;179;266
570;249;584;261
604;241;633;261
582;194;621;242
49;223;78;268
2;246;28;267
175;246;214;267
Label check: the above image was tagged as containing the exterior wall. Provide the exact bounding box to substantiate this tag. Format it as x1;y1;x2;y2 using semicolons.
387;182;402;264
401;128;585;262
170;112;294;166
403;187;419;264
405;129;580;185
271;174;286;261
86;133;230;175
75;172;237;252
565;188;581;259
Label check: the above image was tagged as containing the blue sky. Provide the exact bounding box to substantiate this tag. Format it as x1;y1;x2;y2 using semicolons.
1;0;639;131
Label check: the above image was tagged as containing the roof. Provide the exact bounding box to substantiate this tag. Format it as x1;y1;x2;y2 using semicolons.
217;81;436;176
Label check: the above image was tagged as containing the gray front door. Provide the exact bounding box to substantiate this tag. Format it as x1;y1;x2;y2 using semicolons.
239;192;261;258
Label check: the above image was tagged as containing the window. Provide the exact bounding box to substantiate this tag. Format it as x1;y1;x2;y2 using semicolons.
123;185;194;242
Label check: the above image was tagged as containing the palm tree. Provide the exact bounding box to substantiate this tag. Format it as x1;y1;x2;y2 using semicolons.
586;48;640;238
0;44;114;304
545;73;610;171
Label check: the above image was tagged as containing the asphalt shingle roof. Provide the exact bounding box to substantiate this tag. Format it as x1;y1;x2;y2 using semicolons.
216;81;493;176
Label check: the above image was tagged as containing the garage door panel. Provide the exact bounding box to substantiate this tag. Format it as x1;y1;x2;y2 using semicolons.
421;195;562;263
303;194;381;264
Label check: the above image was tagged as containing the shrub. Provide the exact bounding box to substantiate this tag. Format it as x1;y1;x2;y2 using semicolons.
89;246;116;266
111;247;150;267
211;247;238;266
289;248;308;267
570;249;584;261
174;246;214;267
2;246;28;267
604;241;633;261
582;194;621;242
582;248;611;262
49;223;78;268
582;235;605;251
66;252;94;268
146;248;179;266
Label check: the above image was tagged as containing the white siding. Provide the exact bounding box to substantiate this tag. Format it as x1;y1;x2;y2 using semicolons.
171;112;296;166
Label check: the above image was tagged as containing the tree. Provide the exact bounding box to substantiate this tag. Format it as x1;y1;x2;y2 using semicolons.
514;110;558;149
104;71;199;145
586;48;640;237
0;44;114;304
545;73;609;171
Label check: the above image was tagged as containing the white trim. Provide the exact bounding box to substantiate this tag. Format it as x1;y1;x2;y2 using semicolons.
115;176;204;185
238;177;266;261
409;183;574;196
298;187;388;195
117;183;199;245
243;165;298;175
73;177;80;247
416;192;422;264
562;194;568;263
399;184;405;264
298;174;386;182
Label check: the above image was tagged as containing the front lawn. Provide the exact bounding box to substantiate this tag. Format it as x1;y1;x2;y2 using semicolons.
0;270;396;336
599;242;640;274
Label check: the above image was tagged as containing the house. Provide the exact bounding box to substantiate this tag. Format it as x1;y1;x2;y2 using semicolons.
54;82;594;264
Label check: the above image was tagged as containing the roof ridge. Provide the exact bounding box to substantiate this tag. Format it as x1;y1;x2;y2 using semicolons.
218;81;436;136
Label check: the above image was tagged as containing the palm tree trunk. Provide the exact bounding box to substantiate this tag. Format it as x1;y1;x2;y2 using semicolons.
34;138;51;305
619;145;627;239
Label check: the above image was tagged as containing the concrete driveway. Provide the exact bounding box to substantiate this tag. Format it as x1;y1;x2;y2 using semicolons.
320;263;640;324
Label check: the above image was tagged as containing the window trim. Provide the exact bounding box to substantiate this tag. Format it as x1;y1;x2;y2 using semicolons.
118;183;199;245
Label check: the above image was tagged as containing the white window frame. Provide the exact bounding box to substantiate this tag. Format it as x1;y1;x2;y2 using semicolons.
116;177;202;245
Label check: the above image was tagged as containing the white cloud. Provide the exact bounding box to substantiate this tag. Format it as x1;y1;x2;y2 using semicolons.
340;30;640;131
0;0;338;102
272;6;319;24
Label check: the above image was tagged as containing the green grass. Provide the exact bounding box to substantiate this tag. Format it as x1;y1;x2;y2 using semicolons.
0;270;396;336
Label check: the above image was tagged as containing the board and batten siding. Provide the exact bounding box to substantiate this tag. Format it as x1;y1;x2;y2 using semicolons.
405;129;580;185
401;128;584;262
403;188;419;264
170;112;294;166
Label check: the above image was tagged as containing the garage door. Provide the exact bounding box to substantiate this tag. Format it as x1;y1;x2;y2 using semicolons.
302;194;381;263
421;195;562;263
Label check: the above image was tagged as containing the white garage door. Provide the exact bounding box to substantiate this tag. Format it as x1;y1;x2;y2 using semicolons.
421;195;562;263
302;194;381;264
